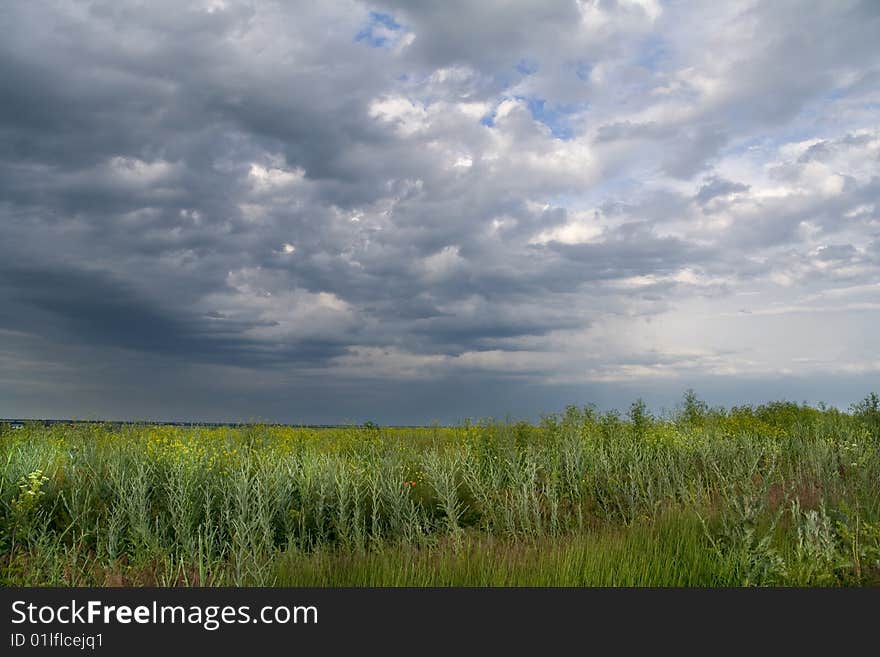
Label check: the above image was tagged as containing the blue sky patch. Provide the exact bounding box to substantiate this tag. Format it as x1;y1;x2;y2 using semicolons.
636;35;668;72
355;11;402;48
524;97;578;140
479;96;584;139
573;60;593;81
515;59;538;76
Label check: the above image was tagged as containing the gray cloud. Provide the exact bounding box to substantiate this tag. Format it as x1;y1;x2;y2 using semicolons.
695;175;750;206
1;0;879;422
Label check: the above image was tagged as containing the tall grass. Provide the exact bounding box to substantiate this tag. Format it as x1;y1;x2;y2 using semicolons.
1;395;878;586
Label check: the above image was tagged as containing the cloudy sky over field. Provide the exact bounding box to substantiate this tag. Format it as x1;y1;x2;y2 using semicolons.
2;0;879;422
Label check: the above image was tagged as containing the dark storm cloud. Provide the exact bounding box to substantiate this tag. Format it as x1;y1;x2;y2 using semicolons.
0;261;353;367
1;0;879;422
0;263;209;355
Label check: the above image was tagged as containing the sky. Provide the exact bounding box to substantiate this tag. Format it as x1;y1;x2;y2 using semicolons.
1;0;879;424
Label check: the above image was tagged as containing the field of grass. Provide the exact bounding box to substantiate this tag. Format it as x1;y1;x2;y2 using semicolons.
2;393;879;586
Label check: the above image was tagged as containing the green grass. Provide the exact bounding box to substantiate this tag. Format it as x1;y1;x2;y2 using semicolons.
2;394;879;586
271;512;732;586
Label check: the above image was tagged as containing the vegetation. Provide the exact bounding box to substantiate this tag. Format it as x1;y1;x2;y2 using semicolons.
2;393;879;586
